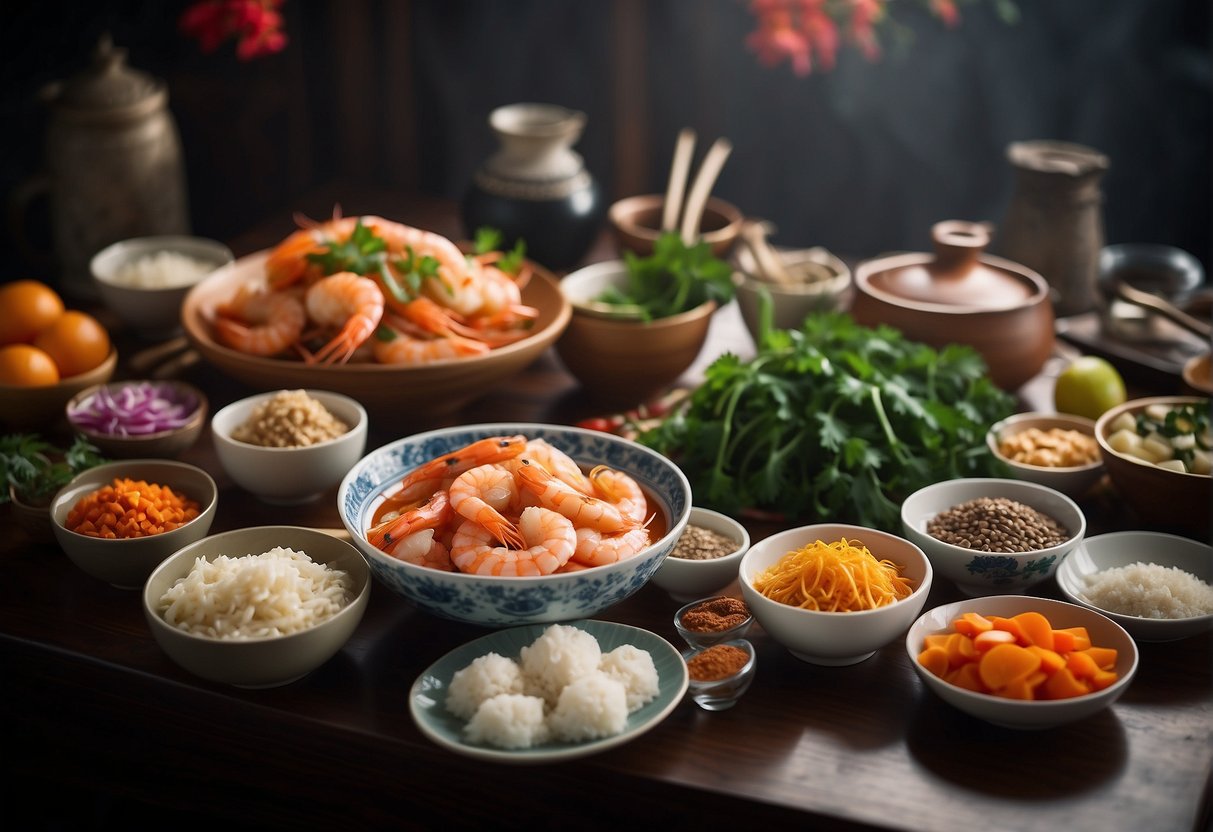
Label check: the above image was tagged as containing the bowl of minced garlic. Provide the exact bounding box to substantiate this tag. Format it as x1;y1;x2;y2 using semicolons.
987;412;1105;499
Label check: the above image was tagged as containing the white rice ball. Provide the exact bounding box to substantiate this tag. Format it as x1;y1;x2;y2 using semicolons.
520;624;602;706
445;652;525;720
463;694;550;749
599;644;660;712
547;672;629;742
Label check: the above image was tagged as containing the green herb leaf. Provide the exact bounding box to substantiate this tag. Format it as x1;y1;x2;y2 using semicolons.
597;232;735;321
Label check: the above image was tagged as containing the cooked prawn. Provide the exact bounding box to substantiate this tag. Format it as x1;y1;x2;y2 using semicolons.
572;526;651;567
450;507;575;576
213;286;306;357
376;220;473;288
370;324;490;365
505;439;593;495
448;463;524;549
391;435;528;508
588;465;649;525
368;490;452;551
514;458;639;533
303;272;385;364
265;214;359;289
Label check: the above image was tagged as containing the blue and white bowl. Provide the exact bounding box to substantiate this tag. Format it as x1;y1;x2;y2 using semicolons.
337;423;692;626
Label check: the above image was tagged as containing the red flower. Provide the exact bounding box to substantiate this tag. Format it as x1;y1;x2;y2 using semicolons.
180;0;288;60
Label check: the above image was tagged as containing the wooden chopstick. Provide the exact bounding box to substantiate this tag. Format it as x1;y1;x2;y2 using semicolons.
679;138;733;246
662;128;697;232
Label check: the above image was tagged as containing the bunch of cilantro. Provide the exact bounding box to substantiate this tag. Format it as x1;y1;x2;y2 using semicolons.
595;232;735;321
639;310;1016;531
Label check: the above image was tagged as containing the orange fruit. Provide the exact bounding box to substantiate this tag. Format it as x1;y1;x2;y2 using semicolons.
0;280;65;345
32;310;111;378
0;344;61;386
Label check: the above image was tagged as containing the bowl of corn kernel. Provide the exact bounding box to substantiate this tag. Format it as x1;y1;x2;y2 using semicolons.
987;412;1105;499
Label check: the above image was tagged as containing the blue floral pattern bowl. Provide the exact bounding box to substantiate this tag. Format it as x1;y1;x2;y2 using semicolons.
900;478;1085;597
337;423;692;626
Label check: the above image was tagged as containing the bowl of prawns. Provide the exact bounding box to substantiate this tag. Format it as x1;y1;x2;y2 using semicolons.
338;423;692;626
181;214;571;419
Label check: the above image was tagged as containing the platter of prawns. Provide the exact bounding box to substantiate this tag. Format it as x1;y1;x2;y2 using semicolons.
181;213;571;415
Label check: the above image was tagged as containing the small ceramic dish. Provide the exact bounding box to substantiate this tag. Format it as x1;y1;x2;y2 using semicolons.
50;459;218;589
732;245;851;343
682;638;756;711
1055;531;1213;642
906;596;1138;730
609;193;744;258
143;526;371;688
211;389;368;505
0;348;117;431
650;506;750;601
673;595;754;649
91;235;234;337
65;380;208;459
986;411;1105;499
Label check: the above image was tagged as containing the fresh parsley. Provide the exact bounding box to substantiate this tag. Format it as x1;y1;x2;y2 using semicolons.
473;226;527;276
1;433;106;506
596;232;735;322
638;310;1015;530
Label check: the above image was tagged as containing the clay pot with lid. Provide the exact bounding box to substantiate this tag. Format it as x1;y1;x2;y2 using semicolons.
851;221;1054;391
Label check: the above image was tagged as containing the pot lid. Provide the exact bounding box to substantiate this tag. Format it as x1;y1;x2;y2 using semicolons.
44;33;165;118
861;221;1042;309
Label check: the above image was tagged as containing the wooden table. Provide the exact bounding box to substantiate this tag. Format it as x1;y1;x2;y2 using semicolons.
3;189;1210;832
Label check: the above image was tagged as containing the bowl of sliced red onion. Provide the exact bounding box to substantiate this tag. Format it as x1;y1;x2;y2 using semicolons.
66;380;208;459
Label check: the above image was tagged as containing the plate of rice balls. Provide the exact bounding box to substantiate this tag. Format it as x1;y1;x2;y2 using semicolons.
409;620;689;763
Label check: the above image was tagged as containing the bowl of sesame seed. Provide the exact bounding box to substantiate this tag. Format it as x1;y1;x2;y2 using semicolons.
900;478;1086;597
650;506;750;601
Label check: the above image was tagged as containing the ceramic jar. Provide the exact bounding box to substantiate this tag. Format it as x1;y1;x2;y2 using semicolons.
24;35;190;300
997;140;1109;318
462;103;603;271
851;220;1055;391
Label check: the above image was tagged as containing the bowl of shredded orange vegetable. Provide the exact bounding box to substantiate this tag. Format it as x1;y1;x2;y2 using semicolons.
739;523;932;666
50;459;217;588
905;595;1138;729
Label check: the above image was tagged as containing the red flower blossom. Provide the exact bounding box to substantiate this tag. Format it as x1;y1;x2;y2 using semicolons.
180;0;288;60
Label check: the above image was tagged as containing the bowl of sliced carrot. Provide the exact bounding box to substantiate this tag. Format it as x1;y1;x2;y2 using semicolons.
50;459;218;589
905;595;1138;729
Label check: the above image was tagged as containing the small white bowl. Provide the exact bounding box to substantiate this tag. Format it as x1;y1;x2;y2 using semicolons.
650;507;750;601
732;245;851;344
1056;531;1213;642
91;235;234;337
739;523;933;666
906;596;1139;730
901;478;1085;597
143;526;370;688
50;459;218;589
211;389;368;505
987;411;1105;499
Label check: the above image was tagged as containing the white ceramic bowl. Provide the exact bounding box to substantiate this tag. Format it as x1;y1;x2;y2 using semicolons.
732;245;851;344
650;506;750;601
1056;531;1213;642
986;411;1105;499
211;389;368;505
901;478;1085;597
337;423;692;626
739;523;933;666
143;526;370;688
50;459;218;589
91;235;234;337
906;596;1139;729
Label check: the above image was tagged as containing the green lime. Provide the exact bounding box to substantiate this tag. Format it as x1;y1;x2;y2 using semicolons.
1054;356;1127;420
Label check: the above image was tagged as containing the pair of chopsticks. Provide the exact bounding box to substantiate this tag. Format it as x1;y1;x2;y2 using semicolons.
661;129;733;246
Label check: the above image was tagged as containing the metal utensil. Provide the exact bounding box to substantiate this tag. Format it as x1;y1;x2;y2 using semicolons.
1115;280;1212;340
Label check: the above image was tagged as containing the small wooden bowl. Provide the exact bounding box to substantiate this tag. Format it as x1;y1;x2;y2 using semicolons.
0;349;118;431
609;194;744;258
66;380;208;459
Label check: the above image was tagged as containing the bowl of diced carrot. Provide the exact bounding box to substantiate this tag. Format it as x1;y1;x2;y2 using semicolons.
50;459;218;589
905;595;1138;729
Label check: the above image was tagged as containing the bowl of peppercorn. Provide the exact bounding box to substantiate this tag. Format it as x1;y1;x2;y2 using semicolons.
901;478;1086;597
682;638;756;711
674;595;754;648
650;506;750;601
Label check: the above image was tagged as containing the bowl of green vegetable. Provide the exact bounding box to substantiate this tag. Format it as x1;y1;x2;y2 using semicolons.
555;235;735;406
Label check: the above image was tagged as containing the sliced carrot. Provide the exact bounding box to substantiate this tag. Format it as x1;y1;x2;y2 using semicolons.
998;675;1038;700
978;643;1042;691
923;633;950;651
1043;666;1091;700
1051;628;1076;652
945;632;980;668
1026;645;1066;675
1066;650;1101;680
918;646;950;678
974;629;1017;651
1090;669;1119;691
1081;646;1118;671
989;615;1026;644
953;612;995;637
1012;611;1055;650
945;663;985;692
1054;626;1091;651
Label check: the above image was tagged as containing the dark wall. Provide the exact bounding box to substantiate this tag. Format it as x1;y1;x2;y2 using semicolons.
2;0;1209;283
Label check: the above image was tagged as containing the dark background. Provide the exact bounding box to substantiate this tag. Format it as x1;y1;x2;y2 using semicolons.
1;0;1210;287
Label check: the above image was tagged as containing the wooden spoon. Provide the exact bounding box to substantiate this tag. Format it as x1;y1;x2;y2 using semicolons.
738;220;795;287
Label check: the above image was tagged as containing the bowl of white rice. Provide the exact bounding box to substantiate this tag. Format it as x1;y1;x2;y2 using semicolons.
1056;530;1213;642
91;235;234;337
338;423;692;626
142;525;370;688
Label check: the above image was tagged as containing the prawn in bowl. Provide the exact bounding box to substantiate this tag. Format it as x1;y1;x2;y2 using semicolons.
337;423;692;626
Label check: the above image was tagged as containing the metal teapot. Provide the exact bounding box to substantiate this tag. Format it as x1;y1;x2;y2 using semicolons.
21;34;190;299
